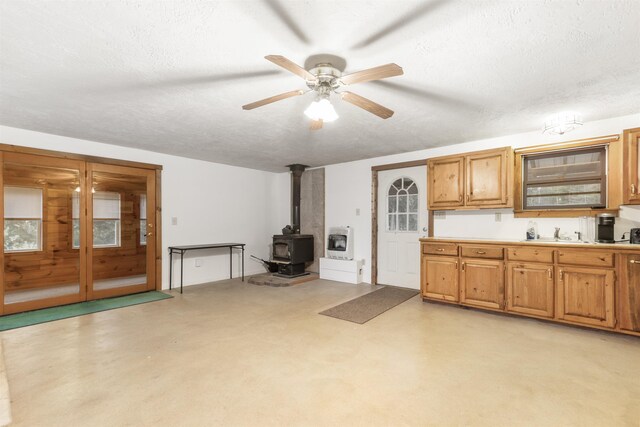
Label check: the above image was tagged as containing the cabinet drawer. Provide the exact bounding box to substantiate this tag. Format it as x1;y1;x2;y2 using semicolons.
422;243;458;256
507;247;554;263
460;245;504;259
557;249;614;267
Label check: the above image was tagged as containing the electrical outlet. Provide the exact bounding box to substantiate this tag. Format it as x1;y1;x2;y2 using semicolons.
195;259;202;267
495;212;502;222
171;217;178;226
434;211;446;219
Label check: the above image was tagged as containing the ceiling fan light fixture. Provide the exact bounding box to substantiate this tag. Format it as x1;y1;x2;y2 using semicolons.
543;111;583;135
304;98;339;123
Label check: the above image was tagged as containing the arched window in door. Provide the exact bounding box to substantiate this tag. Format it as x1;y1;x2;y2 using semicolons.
387;177;418;232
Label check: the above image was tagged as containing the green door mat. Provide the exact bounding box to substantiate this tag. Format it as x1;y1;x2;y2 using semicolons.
0;291;173;331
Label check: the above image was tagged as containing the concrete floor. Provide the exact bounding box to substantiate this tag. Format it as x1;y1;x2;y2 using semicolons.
1;278;639;427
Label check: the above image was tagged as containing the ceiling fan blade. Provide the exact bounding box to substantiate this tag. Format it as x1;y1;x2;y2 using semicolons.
339;63;403;85
264;0;311;45
265;55;316;81
242;89;304;110
341;91;394;119
309;119;323;130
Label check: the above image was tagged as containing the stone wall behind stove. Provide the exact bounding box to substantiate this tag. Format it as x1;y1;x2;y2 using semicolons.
301;168;325;273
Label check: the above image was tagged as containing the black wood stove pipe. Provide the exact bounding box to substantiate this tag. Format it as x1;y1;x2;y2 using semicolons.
286;164;308;233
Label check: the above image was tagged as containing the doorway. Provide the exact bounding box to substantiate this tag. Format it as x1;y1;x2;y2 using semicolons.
376;166;427;289
0;150;159;315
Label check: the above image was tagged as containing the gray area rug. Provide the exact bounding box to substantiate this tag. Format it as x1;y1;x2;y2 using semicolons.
319;286;419;324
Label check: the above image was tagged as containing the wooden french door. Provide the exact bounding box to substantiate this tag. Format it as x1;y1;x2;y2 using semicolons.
1;153;88;314
1;155;156;315
87;163;156;300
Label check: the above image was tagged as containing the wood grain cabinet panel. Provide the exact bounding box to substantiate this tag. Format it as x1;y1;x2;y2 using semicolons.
557;249;614;268
618;254;640;332
466;150;510;206
623;127;640;204
507;247;554;263
556;266;615;328
422;256;459;302
422;242;458;256
506;263;554;318
427;147;513;210
427;157;464;208
460;245;504;260
460;259;504;309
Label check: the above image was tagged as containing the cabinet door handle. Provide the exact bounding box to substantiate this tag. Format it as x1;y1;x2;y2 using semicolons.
461;262;465;271
458;194;462;202
476;250;486;254
630;260;639;264
632;184;637;195
548;268;552;279
436;248;445;252
559;270;564;281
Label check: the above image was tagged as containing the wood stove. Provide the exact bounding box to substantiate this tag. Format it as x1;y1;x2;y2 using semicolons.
271;164;314;277
272;234;314;277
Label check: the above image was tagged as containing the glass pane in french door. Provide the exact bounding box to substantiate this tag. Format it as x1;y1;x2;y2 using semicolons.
3;158;85;312
89;168;150;296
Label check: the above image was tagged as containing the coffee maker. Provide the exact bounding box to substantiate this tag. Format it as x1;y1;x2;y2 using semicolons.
596;213;615;243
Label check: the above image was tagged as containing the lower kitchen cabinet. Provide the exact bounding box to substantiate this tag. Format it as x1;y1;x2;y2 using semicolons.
556;266;615;328
506;263;554;318
460;259;504;309
422;256;459;302
420;238;640;337
618;254;640;332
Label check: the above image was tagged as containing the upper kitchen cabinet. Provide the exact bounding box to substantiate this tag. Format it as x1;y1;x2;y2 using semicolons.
623;127;640;204
427;156;464;208
427;147;513;210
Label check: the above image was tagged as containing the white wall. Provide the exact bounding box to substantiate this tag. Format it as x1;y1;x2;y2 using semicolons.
0;125;285;289
325;113;640;284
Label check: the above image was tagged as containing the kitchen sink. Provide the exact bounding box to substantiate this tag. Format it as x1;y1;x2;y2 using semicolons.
520;238;591;244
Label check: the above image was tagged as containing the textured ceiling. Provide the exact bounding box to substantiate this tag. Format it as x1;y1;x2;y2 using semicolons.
1;0;639;172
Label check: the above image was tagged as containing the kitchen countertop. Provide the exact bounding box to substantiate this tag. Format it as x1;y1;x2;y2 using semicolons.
419;236;640;250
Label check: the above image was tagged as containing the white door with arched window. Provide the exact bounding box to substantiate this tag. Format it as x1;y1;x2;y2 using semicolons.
377;166;427;289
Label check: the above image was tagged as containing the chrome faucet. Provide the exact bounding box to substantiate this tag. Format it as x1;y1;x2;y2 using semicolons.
554;227;560;241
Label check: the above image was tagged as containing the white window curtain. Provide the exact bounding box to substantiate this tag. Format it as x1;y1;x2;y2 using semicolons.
93;191;121;219
140;194;147;220
4;187;42;219
4;186;43;252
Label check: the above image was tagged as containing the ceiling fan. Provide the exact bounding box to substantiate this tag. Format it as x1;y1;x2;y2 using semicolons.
242;54;403;130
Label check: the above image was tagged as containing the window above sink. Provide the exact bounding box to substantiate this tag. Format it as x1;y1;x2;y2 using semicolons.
514;134;622;218
523;146;607;210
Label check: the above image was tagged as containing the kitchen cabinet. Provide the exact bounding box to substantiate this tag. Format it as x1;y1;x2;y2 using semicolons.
506;263;554;318
623;127;640;204
427;156;464;208
420;237;639;337
422;256;459;302
460;259;504;309
618;254;640;332
466;149;510;206
427;147;513;210
556;266;615;328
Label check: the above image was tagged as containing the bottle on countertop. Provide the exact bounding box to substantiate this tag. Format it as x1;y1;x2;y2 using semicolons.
526;221;538;240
